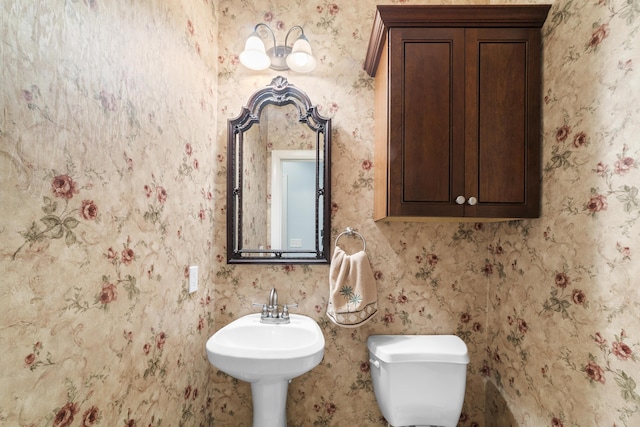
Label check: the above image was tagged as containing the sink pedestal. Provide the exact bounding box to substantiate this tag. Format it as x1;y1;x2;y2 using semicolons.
251;380;289;427
206;313;325;427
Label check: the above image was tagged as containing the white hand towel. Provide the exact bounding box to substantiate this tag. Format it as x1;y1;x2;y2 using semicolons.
326;246;378;328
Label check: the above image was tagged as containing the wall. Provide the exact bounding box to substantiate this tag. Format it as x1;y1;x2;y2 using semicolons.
487;0;640;425
215;1;640;427
1;0;218;425
2;0;638;426
214;0;499;425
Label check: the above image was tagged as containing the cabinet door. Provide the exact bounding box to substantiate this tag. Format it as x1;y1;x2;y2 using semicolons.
387;28;465;217
464;28;541;218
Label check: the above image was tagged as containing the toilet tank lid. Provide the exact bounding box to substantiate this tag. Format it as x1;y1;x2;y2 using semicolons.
367;335;469;364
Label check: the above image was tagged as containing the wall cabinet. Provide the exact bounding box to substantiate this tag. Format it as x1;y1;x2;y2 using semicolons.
364;5;550;221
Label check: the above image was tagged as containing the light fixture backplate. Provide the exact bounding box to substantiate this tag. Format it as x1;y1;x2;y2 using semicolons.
266;46;293;71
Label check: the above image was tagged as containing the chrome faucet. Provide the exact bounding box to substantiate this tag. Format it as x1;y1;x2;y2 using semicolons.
268;288;278;316
253;287;298;324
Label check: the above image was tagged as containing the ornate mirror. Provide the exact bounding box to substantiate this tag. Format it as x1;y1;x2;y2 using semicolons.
227;76;331;264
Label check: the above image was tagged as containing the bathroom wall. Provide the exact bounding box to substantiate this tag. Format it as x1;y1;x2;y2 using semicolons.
215;1;489;426
486;1;640;425
2;1;638;426
215;1;640;427
1;0;218;425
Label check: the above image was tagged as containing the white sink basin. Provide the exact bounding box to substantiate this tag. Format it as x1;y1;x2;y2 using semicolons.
206;313;325;381
206;313;325;427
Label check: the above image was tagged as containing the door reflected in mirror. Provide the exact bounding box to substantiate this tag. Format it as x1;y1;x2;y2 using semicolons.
270;150;324;256
227;76;331;264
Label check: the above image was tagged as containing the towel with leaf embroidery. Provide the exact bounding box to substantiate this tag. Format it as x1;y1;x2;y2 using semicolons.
326;246;378;328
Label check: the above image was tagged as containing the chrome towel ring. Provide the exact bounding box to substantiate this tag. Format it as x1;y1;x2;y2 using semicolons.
334;227;366;252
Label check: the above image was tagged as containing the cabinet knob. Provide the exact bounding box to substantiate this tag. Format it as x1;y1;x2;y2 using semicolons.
468;197;478;206
455;195;466;205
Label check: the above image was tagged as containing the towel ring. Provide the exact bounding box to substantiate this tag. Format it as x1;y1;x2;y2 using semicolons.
334;227;366;252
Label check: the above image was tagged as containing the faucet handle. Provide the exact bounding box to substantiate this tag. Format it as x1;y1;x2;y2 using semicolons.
252;302;268;317
281;303;299;319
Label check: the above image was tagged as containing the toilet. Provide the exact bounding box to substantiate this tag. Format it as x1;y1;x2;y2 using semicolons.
367;335;469;427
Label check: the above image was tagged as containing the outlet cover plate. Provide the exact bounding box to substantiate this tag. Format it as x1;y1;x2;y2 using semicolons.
188;266;198;293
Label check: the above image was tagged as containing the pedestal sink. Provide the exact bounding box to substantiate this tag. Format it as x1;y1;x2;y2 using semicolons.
206;312;325;427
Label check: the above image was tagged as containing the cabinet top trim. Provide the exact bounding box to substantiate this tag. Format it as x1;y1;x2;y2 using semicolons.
364;4;551;76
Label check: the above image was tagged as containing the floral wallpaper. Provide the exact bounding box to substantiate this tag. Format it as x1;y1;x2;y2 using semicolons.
215;0;640;426
2;1;639;427
239;111;269;250
486;0;640;425
1;0;218;425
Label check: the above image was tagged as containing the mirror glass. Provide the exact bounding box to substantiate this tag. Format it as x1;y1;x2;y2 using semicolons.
227;76;331;263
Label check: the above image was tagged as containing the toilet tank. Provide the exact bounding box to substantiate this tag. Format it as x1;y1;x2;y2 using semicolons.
367;335;469;427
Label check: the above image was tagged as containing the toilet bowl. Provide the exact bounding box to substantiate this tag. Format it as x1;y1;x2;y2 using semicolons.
367;334;469;427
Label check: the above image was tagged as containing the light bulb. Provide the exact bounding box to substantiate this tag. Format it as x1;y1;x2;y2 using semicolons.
239;32;271;71
286;35;316;73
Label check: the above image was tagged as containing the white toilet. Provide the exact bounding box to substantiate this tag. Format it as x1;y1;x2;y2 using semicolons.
367;335;469;427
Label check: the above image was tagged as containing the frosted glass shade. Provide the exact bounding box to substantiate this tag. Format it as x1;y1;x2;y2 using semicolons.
239;32;271;71
286;36;316;73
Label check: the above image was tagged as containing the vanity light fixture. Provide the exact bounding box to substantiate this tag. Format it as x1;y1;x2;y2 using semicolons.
239;23;317;73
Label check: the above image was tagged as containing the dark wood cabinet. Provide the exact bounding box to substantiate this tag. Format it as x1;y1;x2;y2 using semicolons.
364;5;550;221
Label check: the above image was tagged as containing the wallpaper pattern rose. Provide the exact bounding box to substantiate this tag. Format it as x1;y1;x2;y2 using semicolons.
1;0;639;426
214;0;640;426
2;0;218;425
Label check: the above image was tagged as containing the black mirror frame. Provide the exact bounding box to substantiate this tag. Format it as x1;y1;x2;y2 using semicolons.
226;76;331;264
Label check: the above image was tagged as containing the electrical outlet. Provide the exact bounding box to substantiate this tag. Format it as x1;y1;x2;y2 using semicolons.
290;238;302;248
188;266;198;293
